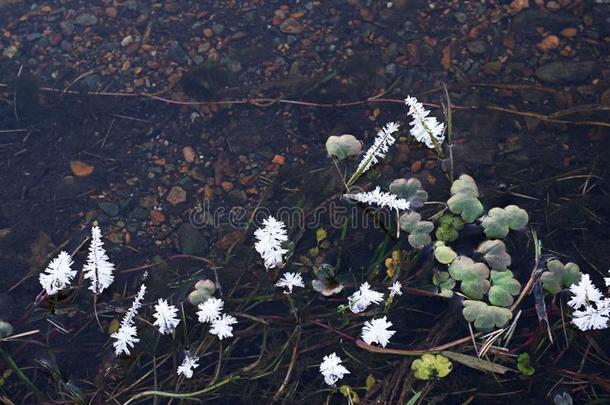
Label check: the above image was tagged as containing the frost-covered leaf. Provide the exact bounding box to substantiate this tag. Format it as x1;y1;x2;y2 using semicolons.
411;354;452;380
389;178;428;209
481;205;529;239
312;264;344;296
476;240;511;271
433;271;455;298
325;134;362;160
463;300;513;330
399;212;433;249
435;213;464;242
448;256;490;300
447;175;484;223
489;270;521;307
434;241;457;265
540;259;582;294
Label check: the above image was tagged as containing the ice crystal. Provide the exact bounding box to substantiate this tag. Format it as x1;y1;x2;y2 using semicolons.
319;352;350;386
388;281;403;298
572;298;609;331
83;225;115;295
275;272;305;294
361;316;396;347
354;121;400;175
152;299;180;335
568;274;603;309
111;284;146;356
177;354;200;379
254;216;289;269
405;96;445;149
344;187;410;213
210;314;237;340
197;297;224;324
39;251;76;295
347;282;384;313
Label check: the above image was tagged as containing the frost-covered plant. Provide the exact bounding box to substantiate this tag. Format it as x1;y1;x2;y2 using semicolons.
83;225;115;295
325;134;362;160
197;297;224;324
152;299;180;335
39;251;76;295
388;281;402;298
405;96;446;151
344;186;410;214
177;353;199;379
254;216;289;270
361;316;395;347
347;282;384;313
275;272;305;294
319;353;350;385
210;314;237;340
347;122;400;187
111;284;146;356
568;274;609;331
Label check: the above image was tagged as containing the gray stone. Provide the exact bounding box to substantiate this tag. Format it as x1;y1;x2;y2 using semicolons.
466;40;487;55
512;10;576;35
167;41;188;64
59;21;74;35
98;202;120;217
535;61;596;84
177;223;208;256
74;13;98;26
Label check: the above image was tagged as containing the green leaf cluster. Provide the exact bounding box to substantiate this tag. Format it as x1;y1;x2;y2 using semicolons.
399;212;434;249
435;213;464;242
462;300;513;329
448;256;490;300
476;240;511;271
434;241;457;264
325;134;362;160
447;175;484;223
481;205;529;239
489;270;521;307
411;354;453;380
389;178;428;209
540;259;581;294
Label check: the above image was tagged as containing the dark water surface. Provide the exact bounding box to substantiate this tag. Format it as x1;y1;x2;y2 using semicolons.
1;1;609;404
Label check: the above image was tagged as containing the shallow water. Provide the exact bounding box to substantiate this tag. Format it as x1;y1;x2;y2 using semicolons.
1;1;609;404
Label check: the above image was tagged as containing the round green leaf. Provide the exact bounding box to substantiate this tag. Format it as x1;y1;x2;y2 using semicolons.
434;241;457;264
447;175;484;223
411;354;453;380
540;259;582;294
448;256;490;300
325;134;362;160
389;178;428;209
463;300;513;330
481;205;529;239
488;270;521;307
476;240;511;271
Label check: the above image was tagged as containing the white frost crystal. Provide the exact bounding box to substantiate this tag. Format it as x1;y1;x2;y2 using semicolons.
347;282;384;313
361;316;396;347
405;96;445;149
355;122;400;175
83;225;115;294
177;354;200;379
197;297;224;324
275;272;305;294
344;187;410;213
254;216;289;269
39;251;76;295
568;274;603;309
319;352;350;385
210;314;237;340
111;284;146;356
152;299;180;335
388;281;403;298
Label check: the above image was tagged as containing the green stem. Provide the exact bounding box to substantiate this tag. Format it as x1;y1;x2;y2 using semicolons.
123;375;239;404
0;346;43;399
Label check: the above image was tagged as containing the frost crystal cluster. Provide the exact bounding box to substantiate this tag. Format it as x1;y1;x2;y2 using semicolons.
254;216;289;269
319;352;350;386
568;274;609;331
348;282;384;313
210;314;237;340
388;281;403;298
355;121;400;175
111;284;146;356
275;272;305;294
361;316;396;347
39;251;76;295
405;96;445;149
83;225;115;295
177;353;200;379
197;297;237;339
344;187;410;214
152;299;180;335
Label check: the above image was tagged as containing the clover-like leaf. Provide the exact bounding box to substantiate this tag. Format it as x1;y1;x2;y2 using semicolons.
476;240;511;271
411;354;453;380
447;174;484;223
187;279;216;305
399;212;434;249
540;259;582;294
489;270;521;307
325;134;362;160
433;271;455;298
517;353;535;376
448;256;490;300
434;241;457;265
435;213;464;242
481;205;529;239
463;300;513;330
389;178;428;209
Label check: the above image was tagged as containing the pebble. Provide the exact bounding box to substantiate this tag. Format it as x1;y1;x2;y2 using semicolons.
59;21;74;35
536;35;559;52
410;160;422;173
203;28;214;38
105;7;118;18
280;18;304;34
560;27;578;38
177;223;208;255
183;146;196;163
149;210;166;224
74;13;99;27
167;41;188;64
465;40;487;55
535;61;596;84
221;181;234;192
166;185;187;205
98;202;120;217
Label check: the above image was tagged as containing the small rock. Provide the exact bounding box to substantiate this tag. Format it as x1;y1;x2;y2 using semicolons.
69;160;94;177
226;189;248;205
183;146;196;163
166;186;187;205
167;41;188;64
546;1;561;11
221;181;234;192
203;28;214;38
410;160;422;173
454;12;467;23
560;27;578;38
131;206;148;220
121;35;134;47
466;40;488;55
177;223;208;255
280;18;304;34
272;154;285;165
59;21;74;35
535;61;596;84
98;202;120;217
74;13;98;26
536;35;559;52
149;210;166;224
508;0;529;16
105;7;118;18
2;46;18;59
